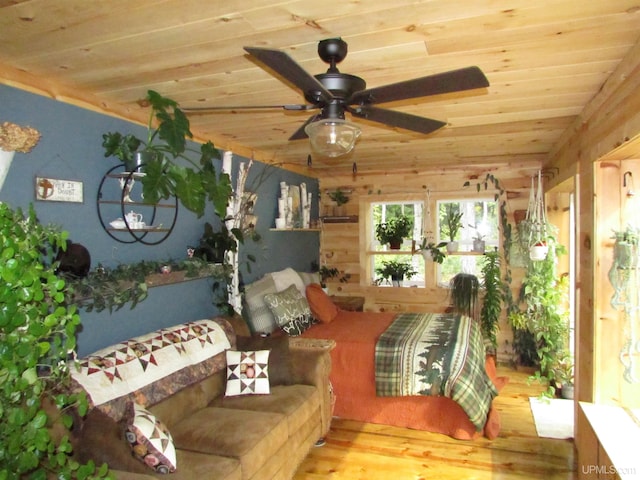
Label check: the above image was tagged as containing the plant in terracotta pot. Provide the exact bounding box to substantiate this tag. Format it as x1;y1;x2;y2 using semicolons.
375;259;417;287
441;203;463;253
375;215;412;250
0;203;108;478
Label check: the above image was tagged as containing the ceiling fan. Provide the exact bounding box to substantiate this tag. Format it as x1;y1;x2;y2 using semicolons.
184;38;489;157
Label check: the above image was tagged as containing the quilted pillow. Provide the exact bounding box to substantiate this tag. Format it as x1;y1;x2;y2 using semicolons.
242;274;279;334
125;403;177;474
225;349;270;396
263;284;314;336
305;283;339;323
236;335;292;385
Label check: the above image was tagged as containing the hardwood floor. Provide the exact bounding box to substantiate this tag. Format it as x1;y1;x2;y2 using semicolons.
295;367;576;479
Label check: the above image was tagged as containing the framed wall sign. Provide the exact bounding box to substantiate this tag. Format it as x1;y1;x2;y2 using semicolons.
35;177;84;203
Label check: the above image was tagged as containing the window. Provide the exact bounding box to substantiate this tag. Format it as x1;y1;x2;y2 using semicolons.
437;198;499;286
370;201;424;287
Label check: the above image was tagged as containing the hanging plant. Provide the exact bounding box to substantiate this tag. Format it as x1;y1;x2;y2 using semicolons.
520;172;550;261
449;273;480;319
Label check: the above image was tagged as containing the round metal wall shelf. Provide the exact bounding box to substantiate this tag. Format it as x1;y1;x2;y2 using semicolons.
97;163;178;245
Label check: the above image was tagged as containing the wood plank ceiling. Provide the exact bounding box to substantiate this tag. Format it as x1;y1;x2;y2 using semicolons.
0;0;639;178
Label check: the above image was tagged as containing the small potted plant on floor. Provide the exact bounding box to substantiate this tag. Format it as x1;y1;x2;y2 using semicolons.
441;203;463;253
375;259;417;287
375;215;412;250
552;355;574;399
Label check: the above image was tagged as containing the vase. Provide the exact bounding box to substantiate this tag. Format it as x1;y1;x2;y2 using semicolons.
0;149;16;192
473;239;485;253
421;250;433;262
446;241;458;254
391;275;403;287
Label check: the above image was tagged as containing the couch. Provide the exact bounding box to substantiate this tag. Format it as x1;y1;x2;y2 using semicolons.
64;315;334;480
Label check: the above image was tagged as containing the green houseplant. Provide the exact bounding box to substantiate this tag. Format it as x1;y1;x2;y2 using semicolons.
375;215;412;250
102;90;232;220
449;273;480;319
0;203;108;478
441;203;463;253
375;259;417;287
480;250;502;352
415;238;448;264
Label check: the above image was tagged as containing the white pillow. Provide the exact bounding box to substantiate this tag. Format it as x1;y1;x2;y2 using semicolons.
225;349;270;396
270;267;306;296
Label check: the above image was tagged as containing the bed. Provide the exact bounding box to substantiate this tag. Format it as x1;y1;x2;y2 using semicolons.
241;270;506;440
300;298;507;440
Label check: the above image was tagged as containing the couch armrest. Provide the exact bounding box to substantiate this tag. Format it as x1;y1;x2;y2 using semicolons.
110;471;156;480
288;338;335;438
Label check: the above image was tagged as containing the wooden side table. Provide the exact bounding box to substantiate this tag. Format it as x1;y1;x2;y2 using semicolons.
330;295;365;312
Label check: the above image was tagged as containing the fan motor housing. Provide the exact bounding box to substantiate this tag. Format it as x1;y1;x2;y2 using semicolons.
311;72;366;101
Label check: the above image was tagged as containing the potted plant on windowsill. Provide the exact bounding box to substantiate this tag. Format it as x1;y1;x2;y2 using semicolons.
415;238;448;264
375;259;417;287
442;204;463;253
375;215;412;250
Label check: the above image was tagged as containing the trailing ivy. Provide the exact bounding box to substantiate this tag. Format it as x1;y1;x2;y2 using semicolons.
65;258;228;313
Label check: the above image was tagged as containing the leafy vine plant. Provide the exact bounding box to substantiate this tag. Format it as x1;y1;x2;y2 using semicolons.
0;204;109;478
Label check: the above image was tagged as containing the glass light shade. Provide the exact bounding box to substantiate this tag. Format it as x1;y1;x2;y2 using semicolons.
304;119;361;157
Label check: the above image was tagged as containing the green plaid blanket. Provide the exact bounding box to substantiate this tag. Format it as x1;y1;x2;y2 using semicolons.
375;313;498;431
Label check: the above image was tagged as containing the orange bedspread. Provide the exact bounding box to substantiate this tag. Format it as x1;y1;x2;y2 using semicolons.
302;309;506;440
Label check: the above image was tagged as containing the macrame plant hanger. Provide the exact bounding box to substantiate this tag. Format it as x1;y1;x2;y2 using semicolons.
526;171;549;261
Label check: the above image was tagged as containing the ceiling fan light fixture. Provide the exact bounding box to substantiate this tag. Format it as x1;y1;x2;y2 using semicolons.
304;118;361;157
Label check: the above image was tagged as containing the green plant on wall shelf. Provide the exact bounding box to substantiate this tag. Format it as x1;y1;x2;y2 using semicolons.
0;203;109;478
328;188;349;206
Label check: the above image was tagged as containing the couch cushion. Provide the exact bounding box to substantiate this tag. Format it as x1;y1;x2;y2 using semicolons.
242;274;279;334
124;403;177;473
211;384;320;437
225;349;270;396
171;407;288;480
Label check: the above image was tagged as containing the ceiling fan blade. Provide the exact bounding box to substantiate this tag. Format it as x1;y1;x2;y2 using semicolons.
348;105;446;134
244;46;334;104
288;114;321;141
183;104;312;112
349;66;489;105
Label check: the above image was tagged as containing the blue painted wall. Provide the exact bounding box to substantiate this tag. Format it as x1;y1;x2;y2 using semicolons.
0;84;319;355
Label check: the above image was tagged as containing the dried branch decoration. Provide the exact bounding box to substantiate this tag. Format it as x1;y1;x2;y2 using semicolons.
0;121;41;153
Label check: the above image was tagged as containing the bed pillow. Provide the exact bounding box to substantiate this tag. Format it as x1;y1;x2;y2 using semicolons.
242;274;279;334
263;284;314;336
225;349;270;396
298;271;321;287
124;403;177;474
305;283;339;323
269;267;306;297
236;335;292;385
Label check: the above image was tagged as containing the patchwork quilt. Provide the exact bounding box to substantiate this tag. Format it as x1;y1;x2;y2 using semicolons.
375;313;498;430
70;318;232;420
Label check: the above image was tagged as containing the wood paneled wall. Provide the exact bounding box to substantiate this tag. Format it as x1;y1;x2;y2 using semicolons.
319;161;541;363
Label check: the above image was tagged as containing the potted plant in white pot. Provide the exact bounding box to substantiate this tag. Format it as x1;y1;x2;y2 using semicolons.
415;238;447;264
375;215;412;250
375;259;417;287
441;203;463;253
